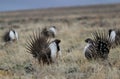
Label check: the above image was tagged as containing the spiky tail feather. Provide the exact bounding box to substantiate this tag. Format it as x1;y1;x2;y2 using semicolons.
91;30;112;60
26;29;52;64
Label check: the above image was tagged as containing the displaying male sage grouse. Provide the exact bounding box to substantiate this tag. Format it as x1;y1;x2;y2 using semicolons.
41;26;57;38
3;28;18;42
108;29;120;48
26;30;61;64
84;31;112;60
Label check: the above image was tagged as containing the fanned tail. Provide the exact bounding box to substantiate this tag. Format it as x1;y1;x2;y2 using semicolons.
26;29;52;64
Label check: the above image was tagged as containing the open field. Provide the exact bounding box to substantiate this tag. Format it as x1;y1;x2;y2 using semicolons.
0;3;120;79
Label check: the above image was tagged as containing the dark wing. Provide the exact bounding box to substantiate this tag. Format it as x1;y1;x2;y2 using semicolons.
3;31;10;42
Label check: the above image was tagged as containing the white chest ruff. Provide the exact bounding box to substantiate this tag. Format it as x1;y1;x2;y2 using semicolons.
49;28;56;35
9;30;18;41
83;44;90;55
110;31;116;42
49;42;58;61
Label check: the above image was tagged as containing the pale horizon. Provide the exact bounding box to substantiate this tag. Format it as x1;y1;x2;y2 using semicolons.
0;0;120;12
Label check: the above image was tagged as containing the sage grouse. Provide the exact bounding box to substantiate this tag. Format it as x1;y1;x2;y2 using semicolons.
26;30;61;64
84;31;112;60
3;28;18;42
108;29;120;47
41;26;57;38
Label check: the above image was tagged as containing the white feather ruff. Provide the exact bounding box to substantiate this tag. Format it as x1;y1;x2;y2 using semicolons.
49;42;58;62
9;30;18;41
83;44;90;55
110;31;116;42
49;27;56;35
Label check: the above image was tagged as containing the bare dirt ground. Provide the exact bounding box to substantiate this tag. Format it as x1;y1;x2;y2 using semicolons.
0;3;120;79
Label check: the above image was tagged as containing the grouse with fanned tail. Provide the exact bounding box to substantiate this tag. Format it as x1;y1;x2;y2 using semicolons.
84;31;112;60
26;29;61;64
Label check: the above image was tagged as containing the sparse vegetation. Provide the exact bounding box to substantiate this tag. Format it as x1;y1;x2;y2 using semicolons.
0;4;120;79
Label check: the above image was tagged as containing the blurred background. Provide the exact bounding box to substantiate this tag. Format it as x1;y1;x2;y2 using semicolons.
1;0;120;12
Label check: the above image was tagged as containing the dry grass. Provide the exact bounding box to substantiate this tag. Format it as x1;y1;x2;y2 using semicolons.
0;4;120;79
